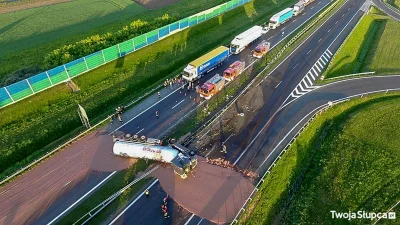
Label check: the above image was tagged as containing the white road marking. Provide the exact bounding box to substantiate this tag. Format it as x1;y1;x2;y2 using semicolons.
315;64;321;72
318;38;322;43
267;36;273;40
64;181;71;187
311;7;314;9
109;86;183;135
327;28;331;33
196;218;204;225
184;214;196;225
319;57;326;64
109;179;159;224
327;49;333;56
324;51;331;58
49;172;117;225
293;19;297;22
222;133;234;144
342;14;345;17
322;54;329;62
275;81;282;88
199;130;211;140
136;128;144;134
292;63;299;70
335;20;338;24
312;68;318;79
172;99;185;109
318;1;321;4
307;49;312;55
318;59;325;67
306;75;313;86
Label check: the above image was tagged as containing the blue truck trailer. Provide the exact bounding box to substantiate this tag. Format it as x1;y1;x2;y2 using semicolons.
182;46;230;82
269;8;294;29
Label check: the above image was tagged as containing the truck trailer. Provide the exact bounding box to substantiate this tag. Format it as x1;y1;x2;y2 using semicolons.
230;26;264;54
304;0;315;6
182;46;229;82
198;74;225;99
252;41;270;58
269;8;294;29
293;1;306;16
113;138;197;179
223;61;245;81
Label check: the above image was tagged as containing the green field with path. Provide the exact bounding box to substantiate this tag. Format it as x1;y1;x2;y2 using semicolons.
323;7;400;79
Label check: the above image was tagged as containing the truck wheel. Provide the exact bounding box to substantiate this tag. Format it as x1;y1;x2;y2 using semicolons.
169;138;177;144
189;151;196;156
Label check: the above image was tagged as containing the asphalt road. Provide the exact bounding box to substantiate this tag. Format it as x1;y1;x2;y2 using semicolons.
109;0;371;224
372;0;400;21
0;0;333;224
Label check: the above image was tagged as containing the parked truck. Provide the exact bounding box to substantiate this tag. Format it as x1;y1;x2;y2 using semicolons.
230;26;264;54
293;0;306;16
304;0;315;6
223;61;245;81
252;40;271;58
113;136;197;179
182;46;229;82
198;74;225;99
269;8;294;29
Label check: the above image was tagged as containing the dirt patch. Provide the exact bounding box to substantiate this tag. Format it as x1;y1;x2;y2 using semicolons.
133;0;182;10
0;0;71;14
153;156;255;224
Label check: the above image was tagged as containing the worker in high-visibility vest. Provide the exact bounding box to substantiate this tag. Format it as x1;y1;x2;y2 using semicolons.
145;189;150;197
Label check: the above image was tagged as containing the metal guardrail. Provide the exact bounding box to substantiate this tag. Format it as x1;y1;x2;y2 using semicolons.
73;165;160;225
325;71;376;80
230;88;400;224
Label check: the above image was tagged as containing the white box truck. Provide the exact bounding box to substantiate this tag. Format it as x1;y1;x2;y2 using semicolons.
230;26;264;54
269;8;294;29
293;1;306;16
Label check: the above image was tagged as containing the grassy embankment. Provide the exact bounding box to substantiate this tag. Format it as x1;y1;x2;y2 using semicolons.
170;0;347;139
0;0;230;81
0;0;298;181
322;7;400;80
238;92;400;225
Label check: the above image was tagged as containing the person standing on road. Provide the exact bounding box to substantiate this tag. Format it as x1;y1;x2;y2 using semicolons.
220;144;227;154
117;114;123;124
155;110;159;119
158;91;161;99
145;189;150;197
110;114;115;124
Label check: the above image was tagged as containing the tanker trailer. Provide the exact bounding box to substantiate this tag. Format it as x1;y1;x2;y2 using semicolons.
113;139;197;179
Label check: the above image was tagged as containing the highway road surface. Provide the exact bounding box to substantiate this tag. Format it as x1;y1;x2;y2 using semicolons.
108;0;379;224
0;0;334;224
372;0;400;21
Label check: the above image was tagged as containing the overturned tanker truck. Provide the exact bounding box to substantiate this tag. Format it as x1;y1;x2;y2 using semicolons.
112;135;197;179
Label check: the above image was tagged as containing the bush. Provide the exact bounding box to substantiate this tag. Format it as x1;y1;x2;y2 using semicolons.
43;14;175;69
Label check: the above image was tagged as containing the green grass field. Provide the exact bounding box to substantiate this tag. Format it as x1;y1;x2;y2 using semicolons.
323;7;400;79
0;0;229;81
0;0;296;180
239;93;400;225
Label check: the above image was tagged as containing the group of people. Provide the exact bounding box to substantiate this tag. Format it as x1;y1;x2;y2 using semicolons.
144;189;170;219
164;77;182;90
110;105;125;124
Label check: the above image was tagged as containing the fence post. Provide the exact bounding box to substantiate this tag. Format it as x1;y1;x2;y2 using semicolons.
132;39;135;51
178;20;181;30
101;50;106;63
46;71;54;86
4;87;14;102
117;44;121;57
26;80;35;93
64;65;71;79
83;57;89;70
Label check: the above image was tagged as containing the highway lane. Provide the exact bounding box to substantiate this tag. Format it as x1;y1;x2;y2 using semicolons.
0;0;335;224
216;0;365;170
372;0;400;21
234;75;400;177
108;0;356;224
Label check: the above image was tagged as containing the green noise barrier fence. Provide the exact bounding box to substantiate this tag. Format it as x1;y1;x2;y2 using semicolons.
0;0;252;109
